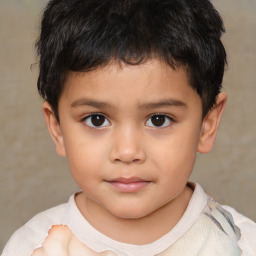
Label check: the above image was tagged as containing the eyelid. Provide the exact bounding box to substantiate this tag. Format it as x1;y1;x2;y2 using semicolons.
81;112;107;119
146;113;175;121
82;113;111;128
145;113;175;128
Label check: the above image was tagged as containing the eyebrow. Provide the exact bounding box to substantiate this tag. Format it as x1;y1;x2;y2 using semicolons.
138;98;187;109
71;98;186;109
71;98;115;109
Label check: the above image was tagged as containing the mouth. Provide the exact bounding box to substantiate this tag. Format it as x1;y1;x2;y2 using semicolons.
107;177;151;193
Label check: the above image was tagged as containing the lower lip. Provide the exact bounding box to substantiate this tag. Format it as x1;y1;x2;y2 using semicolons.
108;181;150;193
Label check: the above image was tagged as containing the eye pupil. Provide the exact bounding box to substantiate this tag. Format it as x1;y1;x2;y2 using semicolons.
151;115;165;126
91;115;105;126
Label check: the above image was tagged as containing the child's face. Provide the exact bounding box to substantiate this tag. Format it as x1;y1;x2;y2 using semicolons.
44;60;222;220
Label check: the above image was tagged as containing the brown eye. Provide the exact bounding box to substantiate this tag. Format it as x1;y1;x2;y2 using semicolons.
151;115;165;126
146;114;172;127
84;114;110;127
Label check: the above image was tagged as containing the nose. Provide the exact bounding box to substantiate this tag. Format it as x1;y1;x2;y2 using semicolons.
109;126;146;164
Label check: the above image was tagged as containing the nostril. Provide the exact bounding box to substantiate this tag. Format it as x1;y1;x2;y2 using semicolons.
110;148;146;164
109;130;146;164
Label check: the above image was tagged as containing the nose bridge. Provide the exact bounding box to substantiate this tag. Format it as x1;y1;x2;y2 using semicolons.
110;124;145;163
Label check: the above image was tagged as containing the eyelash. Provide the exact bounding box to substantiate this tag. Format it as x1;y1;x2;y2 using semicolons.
145;113;174;128
82;113;175;128
82;113;110;128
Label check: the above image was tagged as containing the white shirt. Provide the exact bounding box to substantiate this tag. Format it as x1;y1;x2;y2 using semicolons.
2;184;256;256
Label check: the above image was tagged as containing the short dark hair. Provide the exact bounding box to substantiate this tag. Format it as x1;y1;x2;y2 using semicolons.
36;0;226;120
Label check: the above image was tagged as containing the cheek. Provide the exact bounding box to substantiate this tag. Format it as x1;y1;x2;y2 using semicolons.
153;130;199;176
64;137;106;180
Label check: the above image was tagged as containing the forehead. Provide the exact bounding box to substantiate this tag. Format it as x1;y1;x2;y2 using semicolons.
60;60;200;109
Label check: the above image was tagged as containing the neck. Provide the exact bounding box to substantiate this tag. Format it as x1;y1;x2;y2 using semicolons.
76;185;193;245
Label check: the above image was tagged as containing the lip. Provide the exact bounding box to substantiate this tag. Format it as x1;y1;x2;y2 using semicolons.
107;177;151;193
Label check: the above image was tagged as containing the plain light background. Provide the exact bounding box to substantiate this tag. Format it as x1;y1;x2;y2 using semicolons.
0;0;255;251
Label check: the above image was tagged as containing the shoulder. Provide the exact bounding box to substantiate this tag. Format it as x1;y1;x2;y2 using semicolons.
193;183;256;255
223;205;256;256
1;196;74;256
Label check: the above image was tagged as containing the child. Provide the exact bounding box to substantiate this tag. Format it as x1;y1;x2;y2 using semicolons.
2;0;256;255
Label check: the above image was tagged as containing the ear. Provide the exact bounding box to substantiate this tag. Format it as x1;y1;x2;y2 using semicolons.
197;92;227;154
42;102;66;157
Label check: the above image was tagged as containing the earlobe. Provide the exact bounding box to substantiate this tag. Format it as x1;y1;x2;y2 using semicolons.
42;102;66;157
197;92;227;154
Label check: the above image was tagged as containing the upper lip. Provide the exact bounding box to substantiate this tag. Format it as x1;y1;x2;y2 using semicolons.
108;177;148;183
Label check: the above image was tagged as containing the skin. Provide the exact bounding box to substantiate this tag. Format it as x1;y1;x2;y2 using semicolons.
35;59;226;254
31;225;116;256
